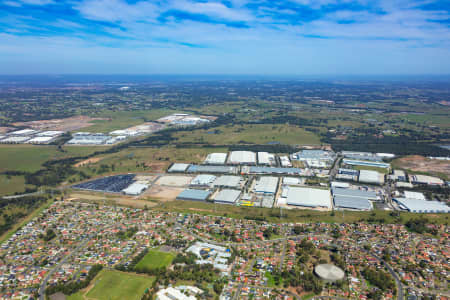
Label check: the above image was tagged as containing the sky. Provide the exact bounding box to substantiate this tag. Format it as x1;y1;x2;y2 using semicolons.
0;0;449;75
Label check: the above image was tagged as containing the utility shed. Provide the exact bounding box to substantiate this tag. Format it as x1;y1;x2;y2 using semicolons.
214;189;241;205
213;176;242;189
333;195;372;211
204;153;227;165
177;189;211;201
168;163;190;173
359;170;384;185
394;198;450;213
254;177;279;195
286;187;331;209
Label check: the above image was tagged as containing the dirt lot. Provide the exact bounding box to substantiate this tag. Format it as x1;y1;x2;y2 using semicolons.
68;192;158;208
144;162;169;173
74;157;103;167
143;185;183;201
13;115;105;132
156;175;193;187
394;155;450;178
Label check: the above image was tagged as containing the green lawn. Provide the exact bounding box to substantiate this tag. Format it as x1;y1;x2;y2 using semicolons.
0;175;32;196
0;145;107;173
135;249;175;271
68;270;155;300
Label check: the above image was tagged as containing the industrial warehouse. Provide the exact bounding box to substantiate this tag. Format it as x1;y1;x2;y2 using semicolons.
70;148;448;213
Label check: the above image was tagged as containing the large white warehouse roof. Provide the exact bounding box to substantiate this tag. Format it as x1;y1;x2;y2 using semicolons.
394;198;450;213
254;176;279;194
228;151;256;165
286;187;331;209
204;153;227;165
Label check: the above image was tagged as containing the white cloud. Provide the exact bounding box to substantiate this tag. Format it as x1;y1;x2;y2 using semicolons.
75;0;159;23
170;0;254;21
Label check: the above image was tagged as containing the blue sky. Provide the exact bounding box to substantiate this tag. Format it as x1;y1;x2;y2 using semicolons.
0;0;449;74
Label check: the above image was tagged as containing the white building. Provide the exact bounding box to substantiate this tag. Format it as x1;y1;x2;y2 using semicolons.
286;187;331;209
228;151;256;165
204;153;228;165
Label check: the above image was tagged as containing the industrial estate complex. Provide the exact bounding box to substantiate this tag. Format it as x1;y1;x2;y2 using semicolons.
73;149;450;213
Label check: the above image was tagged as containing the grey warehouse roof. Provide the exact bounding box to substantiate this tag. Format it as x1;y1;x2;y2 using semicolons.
177;189;211;201
254;176;279;194
213;176;242;188
394;198;450;213
187;165;237;174
214;189;241;204
334;195;372;210
191;174;216;186
331;188;377;200
247;166;303;175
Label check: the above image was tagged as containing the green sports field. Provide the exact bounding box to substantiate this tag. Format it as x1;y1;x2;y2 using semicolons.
135;249;175;271
68;270;155;300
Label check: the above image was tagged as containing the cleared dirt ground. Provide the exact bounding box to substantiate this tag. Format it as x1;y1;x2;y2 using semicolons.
67;192;158;208
156;175;193;186
394;155;450;178
142;185;183;201
13;115;104;132
74;157;103;167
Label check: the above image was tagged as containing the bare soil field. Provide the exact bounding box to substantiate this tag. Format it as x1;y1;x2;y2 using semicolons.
74;157;103;167
156;175;193;187
13;115;105;132
393;155;450;177
144;162;169;173
142;185;183;201
68;192;158;208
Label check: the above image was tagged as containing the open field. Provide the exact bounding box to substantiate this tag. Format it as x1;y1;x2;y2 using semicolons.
68;270;155;300
392;155;450;179
173;124;321;145
0;175;33;196
0;145;109;173
84;109;175;133
135;249;175;271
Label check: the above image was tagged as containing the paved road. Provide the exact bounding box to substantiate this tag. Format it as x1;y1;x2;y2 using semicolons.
2;190;43;199
364;250;404;300
278;239;286;271
38;236;92;300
